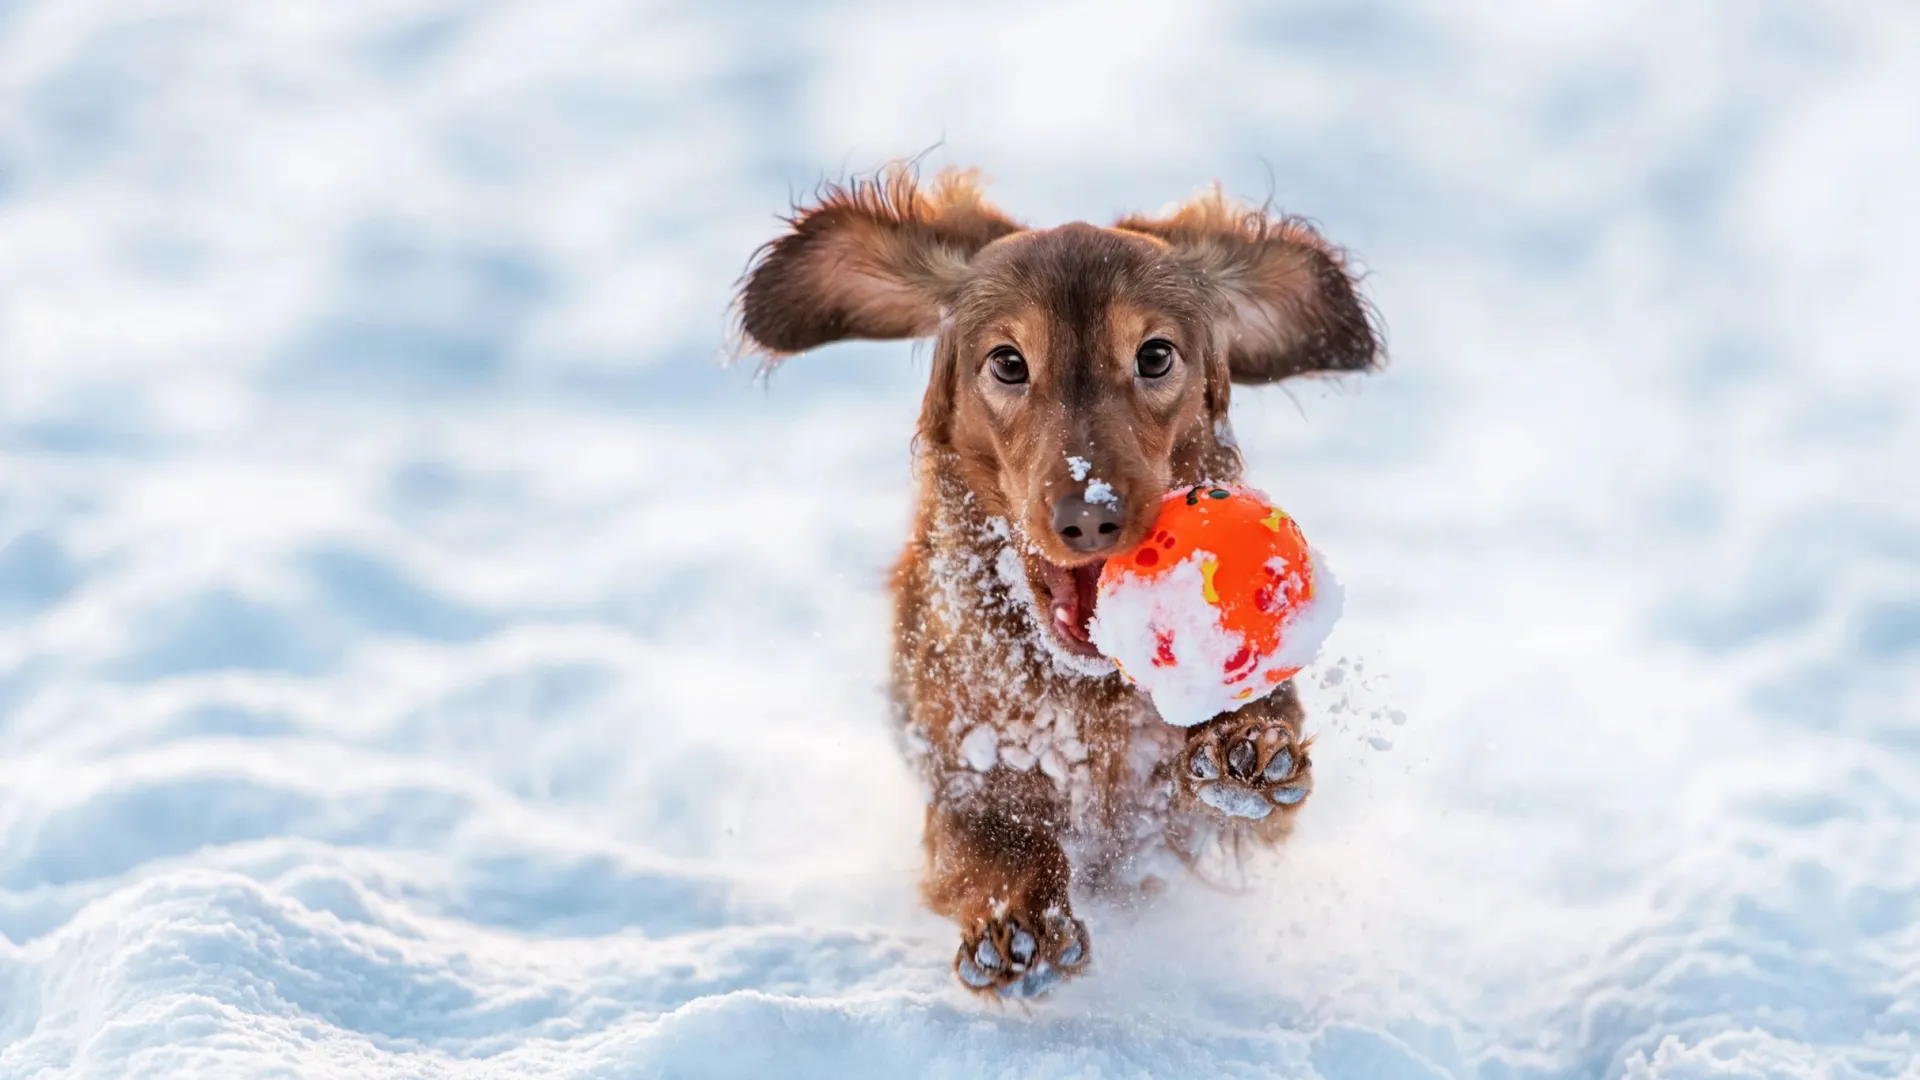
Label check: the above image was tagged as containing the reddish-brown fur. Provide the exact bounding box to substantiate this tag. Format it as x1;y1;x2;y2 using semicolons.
736;165;1381;998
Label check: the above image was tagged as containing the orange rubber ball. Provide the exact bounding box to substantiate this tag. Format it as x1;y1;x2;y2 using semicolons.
1089;484;1339;727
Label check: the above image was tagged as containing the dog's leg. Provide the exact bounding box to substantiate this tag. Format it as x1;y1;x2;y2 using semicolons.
1172;679;1314;839
922;779;1091;998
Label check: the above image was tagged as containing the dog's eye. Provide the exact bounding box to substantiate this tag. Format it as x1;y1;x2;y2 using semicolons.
988;347;1029;385
1135;338;1176;379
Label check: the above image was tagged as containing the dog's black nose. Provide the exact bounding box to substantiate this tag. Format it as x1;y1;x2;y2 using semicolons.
1051;492;1125;553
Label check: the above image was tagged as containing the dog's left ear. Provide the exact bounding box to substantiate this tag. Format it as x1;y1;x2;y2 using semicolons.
1117;187;1382;384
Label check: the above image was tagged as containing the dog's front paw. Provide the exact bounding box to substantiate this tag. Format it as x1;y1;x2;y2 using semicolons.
953;907;1089;999
1182;712;1312;820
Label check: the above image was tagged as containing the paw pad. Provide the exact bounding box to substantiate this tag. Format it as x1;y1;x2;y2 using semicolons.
1271;783;1309;805
1197;781;1275;819
1009;927;1037;965
1182;716;1312;818
1226;739;1259;780
954;911;1090;999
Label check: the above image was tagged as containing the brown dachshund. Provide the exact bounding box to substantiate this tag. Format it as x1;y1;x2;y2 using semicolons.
735;166;1381;998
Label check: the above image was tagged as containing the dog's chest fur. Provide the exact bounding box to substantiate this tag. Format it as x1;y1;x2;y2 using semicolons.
890;455;1200;877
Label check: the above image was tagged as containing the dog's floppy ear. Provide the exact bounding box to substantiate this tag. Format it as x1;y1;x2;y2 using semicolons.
736;165;1023;360
1117;187;1381;384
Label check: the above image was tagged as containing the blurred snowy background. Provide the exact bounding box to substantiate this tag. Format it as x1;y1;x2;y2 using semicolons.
1;1;1916;1077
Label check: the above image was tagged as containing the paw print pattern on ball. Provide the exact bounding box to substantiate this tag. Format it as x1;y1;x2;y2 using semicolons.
1182;713;1312;820
954;909;1090;999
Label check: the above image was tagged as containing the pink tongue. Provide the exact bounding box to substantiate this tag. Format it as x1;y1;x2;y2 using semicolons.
1051;565;1103;643
1076;565;1101;623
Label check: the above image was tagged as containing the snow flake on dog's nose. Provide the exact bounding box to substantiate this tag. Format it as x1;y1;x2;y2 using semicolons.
1064;452;1119;510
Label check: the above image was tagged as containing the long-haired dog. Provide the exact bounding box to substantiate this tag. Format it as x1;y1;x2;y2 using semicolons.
735;166;1380;997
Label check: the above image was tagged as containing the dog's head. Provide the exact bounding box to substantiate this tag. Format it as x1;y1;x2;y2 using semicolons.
736;166;1380;660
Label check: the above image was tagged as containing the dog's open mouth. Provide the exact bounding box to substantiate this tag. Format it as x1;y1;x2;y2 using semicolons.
1035;558;1106;657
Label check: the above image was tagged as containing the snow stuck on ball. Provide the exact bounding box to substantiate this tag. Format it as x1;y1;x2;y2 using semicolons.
1089;485;1342;727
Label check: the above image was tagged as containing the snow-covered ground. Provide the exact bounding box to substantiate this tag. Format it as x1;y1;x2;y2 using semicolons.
2;1;1917;1076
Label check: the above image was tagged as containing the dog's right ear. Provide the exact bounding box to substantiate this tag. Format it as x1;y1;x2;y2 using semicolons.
736;166;1023;360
